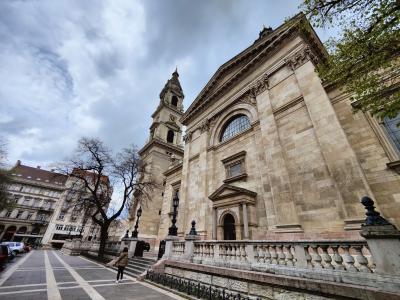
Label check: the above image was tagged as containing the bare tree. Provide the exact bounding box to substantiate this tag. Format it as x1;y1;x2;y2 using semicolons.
0;138;14;211
60;137;155;258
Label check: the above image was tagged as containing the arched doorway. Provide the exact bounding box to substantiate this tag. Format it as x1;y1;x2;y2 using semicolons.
223;214;236;240
2;226;17;241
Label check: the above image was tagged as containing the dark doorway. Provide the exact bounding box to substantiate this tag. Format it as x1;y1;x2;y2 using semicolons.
223;214;236;240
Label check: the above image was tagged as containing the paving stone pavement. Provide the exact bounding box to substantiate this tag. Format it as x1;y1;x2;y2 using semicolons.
0;250;183;300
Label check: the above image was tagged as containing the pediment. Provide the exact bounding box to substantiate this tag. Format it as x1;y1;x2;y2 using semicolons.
209;184;257;201
182;14;327;125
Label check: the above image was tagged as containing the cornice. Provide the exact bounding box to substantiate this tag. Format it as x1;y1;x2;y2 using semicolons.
163;163;183;177
139;138;184;157
181;14;327;125
151;102;184;119
9;176;66;191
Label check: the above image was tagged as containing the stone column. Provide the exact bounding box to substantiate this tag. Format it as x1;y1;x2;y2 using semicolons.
212;208;217;239
242;203;249;239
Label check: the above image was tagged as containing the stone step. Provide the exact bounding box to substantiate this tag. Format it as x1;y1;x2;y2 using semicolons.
130;257;157;264
127;263;148;272
128;259;153;268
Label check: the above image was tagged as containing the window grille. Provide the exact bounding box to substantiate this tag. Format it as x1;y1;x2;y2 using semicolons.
220;115;251;142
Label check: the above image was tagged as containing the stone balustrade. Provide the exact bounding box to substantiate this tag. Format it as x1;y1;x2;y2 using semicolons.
191;240;373;273
163;238;400;294
172;241;185;257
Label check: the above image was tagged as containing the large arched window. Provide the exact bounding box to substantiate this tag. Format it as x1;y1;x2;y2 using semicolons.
220;114;251;142
167;130;175;143
171;95;178;107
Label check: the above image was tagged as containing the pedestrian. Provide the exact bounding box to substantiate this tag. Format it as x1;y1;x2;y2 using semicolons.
115;247;129;283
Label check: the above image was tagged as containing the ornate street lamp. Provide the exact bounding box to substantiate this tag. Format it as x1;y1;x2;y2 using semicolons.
168;192;179;236
131;206;142;238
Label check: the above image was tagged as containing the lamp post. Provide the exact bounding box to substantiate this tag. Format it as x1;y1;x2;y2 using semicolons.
168;192;179;236
131;206;142;238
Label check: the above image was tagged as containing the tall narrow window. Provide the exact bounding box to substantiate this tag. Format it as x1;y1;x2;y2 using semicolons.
383;113;400;152
171;95;178;107
167;130;174;143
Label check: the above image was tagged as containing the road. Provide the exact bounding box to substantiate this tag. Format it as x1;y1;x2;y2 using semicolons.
0;250;182;300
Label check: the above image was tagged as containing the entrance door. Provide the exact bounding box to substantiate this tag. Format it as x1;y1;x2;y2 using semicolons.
223;214;236;240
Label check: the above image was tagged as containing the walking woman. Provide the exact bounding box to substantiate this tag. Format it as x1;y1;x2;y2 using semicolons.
115;247;129;283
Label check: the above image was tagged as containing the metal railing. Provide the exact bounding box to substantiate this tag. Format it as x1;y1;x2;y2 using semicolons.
146;270;260;300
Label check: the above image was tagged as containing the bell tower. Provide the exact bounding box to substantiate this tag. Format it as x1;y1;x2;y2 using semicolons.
132;70;184;250
148;68;184;147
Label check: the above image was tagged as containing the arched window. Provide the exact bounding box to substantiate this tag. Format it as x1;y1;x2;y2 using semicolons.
31;227;40;235
220;114;251;142
171;95;178;107
383;113;400;152
17;226;27;234
167;130;175;143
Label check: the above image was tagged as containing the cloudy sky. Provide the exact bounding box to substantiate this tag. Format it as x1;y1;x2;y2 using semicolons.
0;0;337;168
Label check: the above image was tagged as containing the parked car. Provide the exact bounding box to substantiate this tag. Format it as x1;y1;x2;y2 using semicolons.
1;242;25;255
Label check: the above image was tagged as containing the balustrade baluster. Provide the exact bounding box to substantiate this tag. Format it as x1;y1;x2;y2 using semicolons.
353;245;371;273
304;245;313;268
277;245;286;265
270;245;278;265
320;245;333;269
284;245;294;266
254;245;260;262
331;245;344;270
240;244;246;262
264;245;271;264
342;245;357;272
257;245;264;263
310;245;323;268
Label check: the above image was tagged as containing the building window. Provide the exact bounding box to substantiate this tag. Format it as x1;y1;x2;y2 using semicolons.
222;151;247;183
56;224;64;230
70;215;77;222
57;213;65;220
383;114;400;152
228;162;243;177
5;211;12;218
171;95;178;107
16;211;23;219
167;130;174;143
220;114;251;142
26;213;32;220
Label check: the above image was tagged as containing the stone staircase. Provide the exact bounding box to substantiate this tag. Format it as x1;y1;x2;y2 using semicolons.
111;254;157;278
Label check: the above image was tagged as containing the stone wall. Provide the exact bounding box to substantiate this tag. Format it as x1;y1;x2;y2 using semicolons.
168;32;400;241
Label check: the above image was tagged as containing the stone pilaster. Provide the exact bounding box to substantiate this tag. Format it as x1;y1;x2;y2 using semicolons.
256;87;301;229
293;59;373;221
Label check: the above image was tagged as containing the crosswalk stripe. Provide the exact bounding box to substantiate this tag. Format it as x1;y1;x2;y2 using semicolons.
53;251;106;300
44;250;62;300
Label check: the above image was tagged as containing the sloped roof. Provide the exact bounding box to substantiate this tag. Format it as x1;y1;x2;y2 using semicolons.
10;161;68;186
181;13;326;125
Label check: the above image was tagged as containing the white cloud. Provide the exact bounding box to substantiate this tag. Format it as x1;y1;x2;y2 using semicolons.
0;0;338;169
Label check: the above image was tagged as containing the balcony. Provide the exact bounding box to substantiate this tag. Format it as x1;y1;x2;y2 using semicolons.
38;205;54;212
32;219;48;226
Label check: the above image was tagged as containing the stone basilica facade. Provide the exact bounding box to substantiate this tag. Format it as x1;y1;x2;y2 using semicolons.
132;14;400;251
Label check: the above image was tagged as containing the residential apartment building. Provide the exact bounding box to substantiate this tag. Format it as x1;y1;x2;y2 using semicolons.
0;160;67;244
0;161;109;248
42;169;110;248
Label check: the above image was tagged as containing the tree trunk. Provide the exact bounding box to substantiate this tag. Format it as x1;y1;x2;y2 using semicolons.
98;223;110;258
